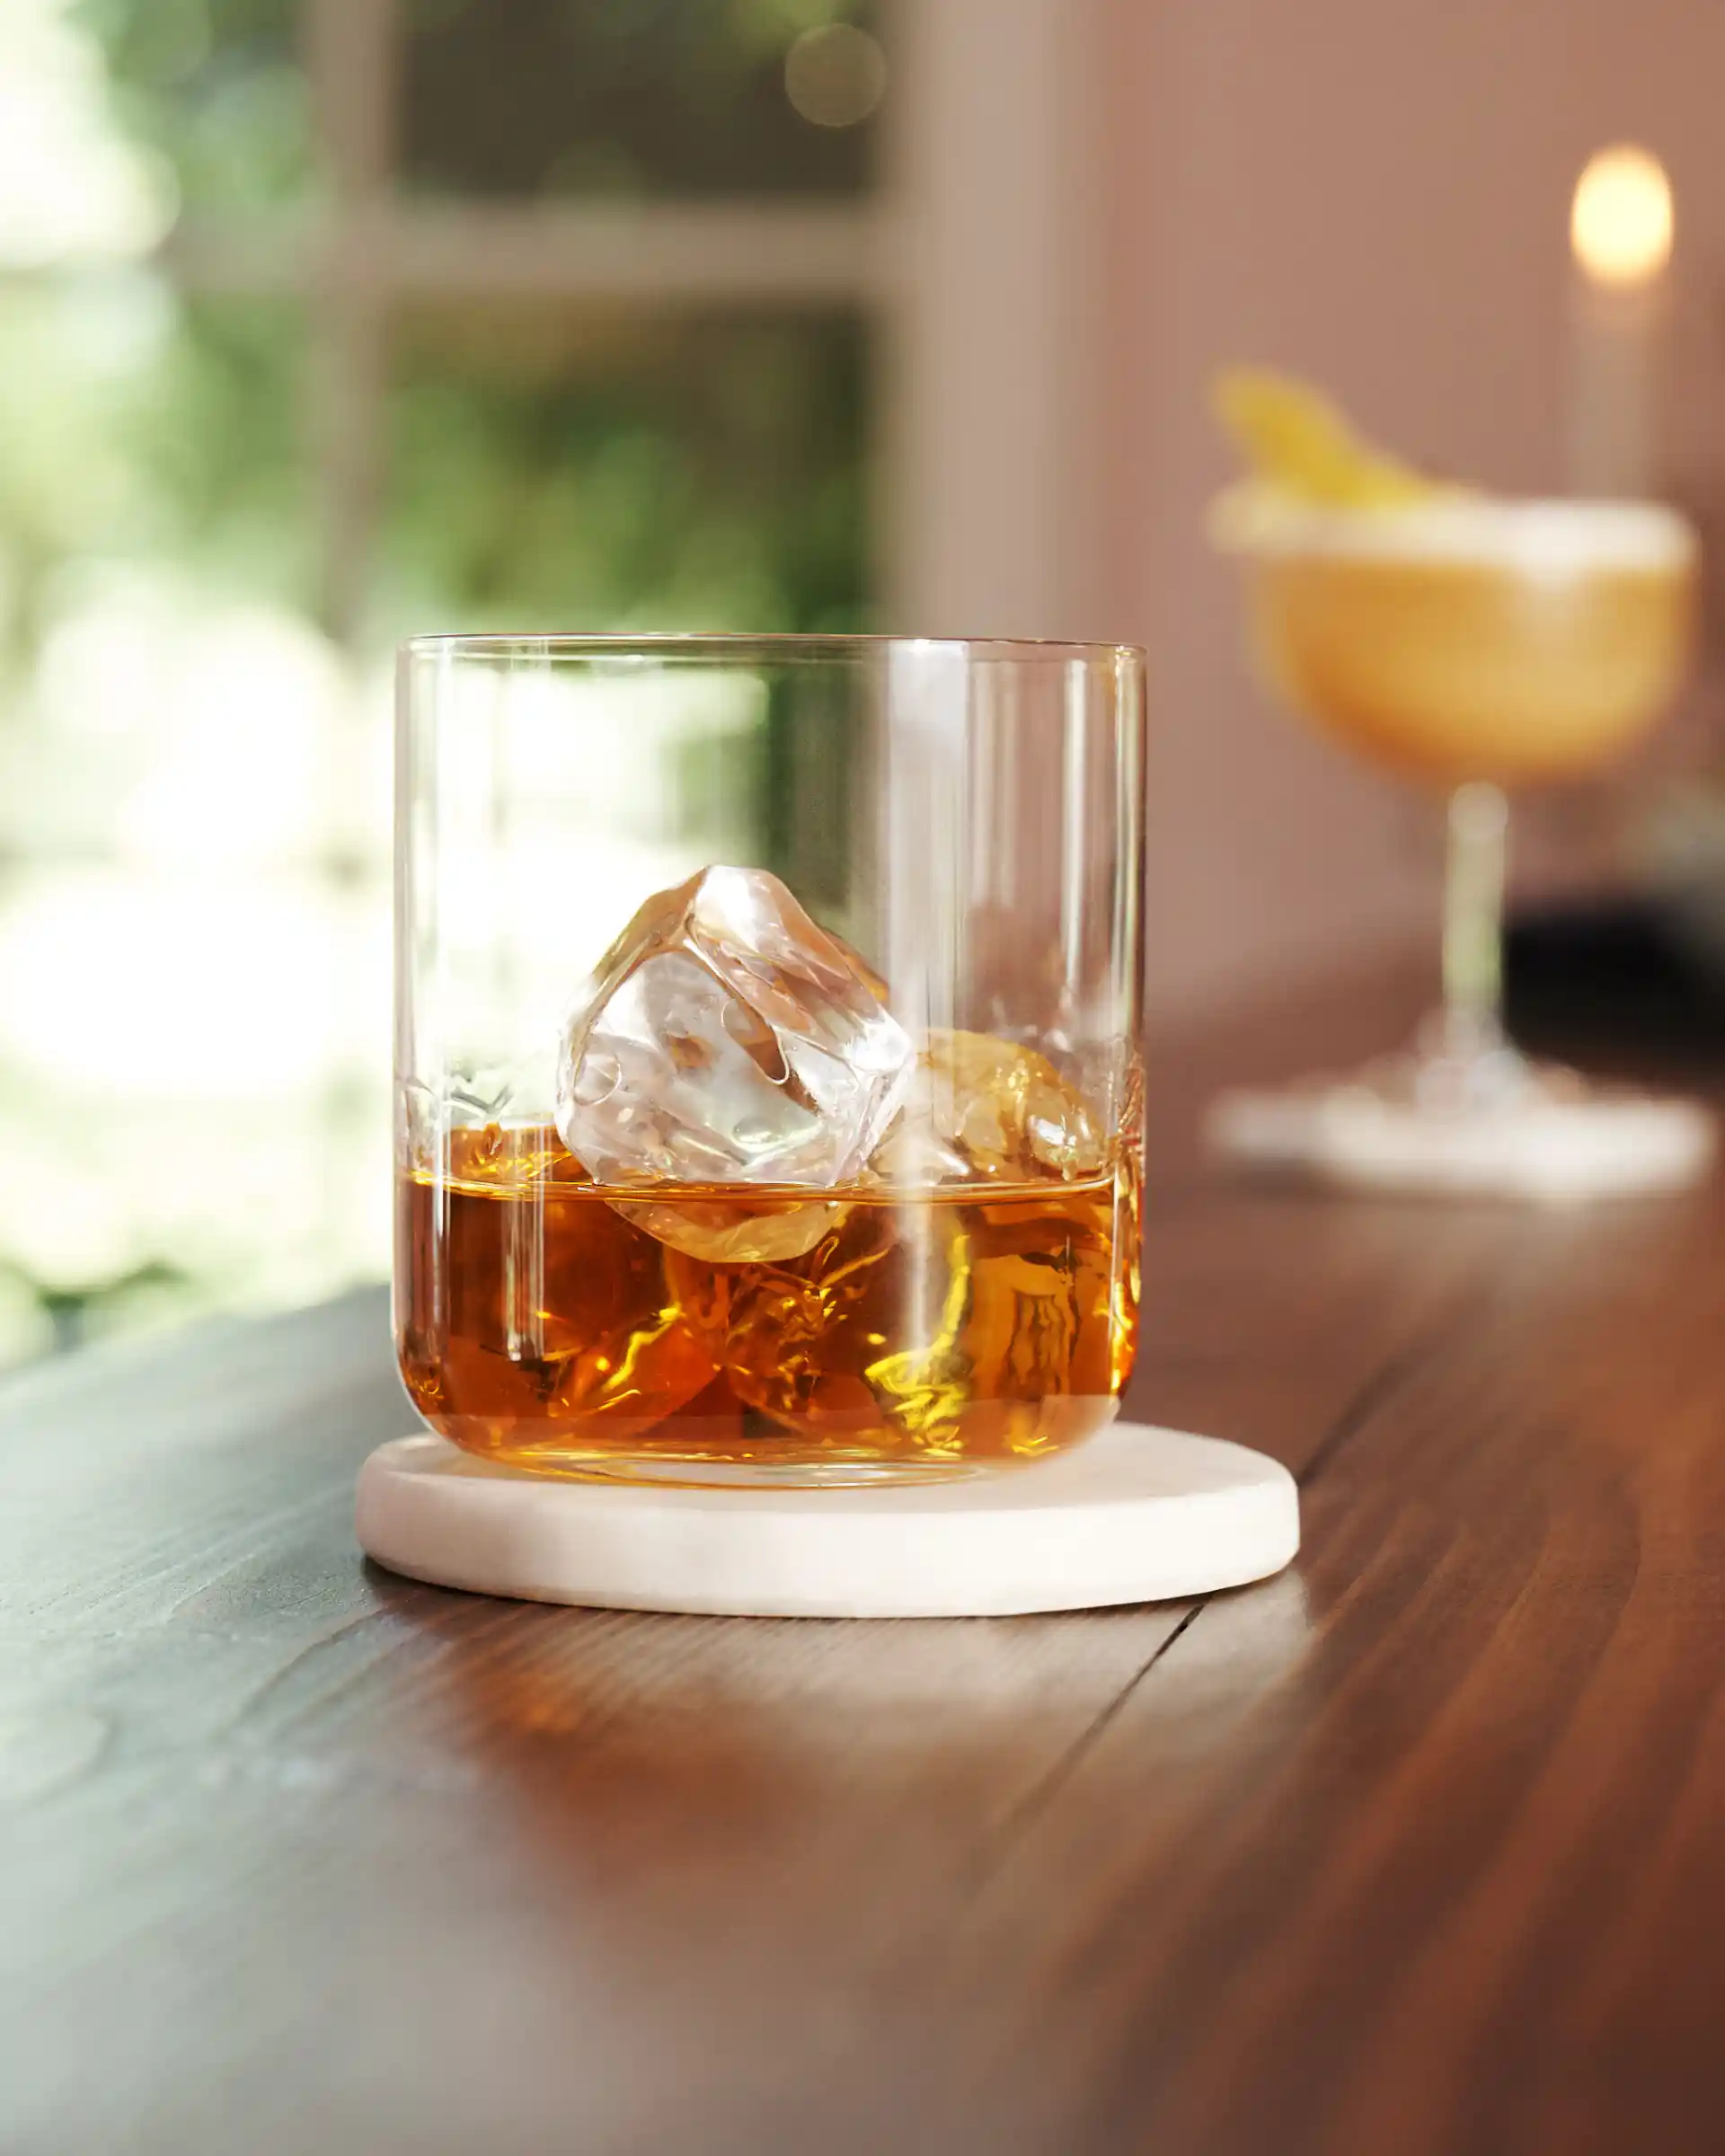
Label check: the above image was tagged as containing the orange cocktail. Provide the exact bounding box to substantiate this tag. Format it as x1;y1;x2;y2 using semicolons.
1244;499;1694;789
1207;371;1707;1197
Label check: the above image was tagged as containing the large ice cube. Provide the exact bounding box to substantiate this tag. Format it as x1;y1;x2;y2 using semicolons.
664;1176;1119;1458
556;867;915;1205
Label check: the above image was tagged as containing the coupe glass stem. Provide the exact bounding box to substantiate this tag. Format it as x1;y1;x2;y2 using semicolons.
1439;781;1510;1058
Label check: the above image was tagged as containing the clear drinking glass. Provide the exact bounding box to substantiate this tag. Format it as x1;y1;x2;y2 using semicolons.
394;634;1146;1487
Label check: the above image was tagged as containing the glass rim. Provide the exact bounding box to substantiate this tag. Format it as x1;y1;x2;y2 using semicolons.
399;631;1146;666
1210;487;1697;570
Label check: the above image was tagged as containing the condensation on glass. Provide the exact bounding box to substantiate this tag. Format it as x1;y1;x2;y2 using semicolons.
395;634;1146;1487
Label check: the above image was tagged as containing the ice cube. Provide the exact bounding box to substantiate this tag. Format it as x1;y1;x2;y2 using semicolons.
608;1192;853;1266
659;1028;1120;1453
664;1179;1119;1458
871;1029;1109;1186
556;868;914;1241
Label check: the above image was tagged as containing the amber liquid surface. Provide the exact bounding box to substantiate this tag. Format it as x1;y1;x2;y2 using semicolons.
397;1124;1140;1482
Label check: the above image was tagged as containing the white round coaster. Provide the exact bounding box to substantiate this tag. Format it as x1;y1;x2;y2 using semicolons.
1208;1082;1715;1202
356;1424;1300;1619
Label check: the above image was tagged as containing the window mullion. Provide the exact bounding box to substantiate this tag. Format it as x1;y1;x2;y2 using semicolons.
304;0;400;649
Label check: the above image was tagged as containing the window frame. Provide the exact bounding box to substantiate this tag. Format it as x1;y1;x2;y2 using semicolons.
147;0;1100;642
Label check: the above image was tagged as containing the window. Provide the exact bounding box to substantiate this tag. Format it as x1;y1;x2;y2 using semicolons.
0;0;885;1359
0;0;1094;1362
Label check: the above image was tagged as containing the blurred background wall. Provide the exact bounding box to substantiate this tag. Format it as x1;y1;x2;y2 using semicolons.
1;0;1721;1365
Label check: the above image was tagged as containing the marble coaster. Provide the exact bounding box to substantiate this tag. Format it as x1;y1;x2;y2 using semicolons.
1208;1083;1716;1201
356;1424;1300;1619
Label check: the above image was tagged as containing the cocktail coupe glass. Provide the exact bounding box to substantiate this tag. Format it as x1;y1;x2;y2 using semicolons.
394;634;1146;1487
1210;494;1712;1196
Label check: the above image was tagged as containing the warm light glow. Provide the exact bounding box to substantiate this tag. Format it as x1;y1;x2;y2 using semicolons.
1571;146;1674;288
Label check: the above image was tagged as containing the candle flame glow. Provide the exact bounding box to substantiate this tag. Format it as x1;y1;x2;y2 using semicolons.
1571;146;1674;289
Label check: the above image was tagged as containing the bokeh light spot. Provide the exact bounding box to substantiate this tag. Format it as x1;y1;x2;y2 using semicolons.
1571;145;1674;289
783;23;887;130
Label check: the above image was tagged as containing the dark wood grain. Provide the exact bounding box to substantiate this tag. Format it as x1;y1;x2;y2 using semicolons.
889;1180;1725;2155
4;994;1724;2154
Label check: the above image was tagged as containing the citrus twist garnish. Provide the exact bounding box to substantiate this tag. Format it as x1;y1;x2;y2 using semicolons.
1213;367;1445;508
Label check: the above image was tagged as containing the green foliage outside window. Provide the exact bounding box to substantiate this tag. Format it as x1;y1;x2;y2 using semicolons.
0;0;874;1364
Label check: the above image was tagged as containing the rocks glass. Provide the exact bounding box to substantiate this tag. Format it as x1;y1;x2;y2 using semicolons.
395;635;1145;1486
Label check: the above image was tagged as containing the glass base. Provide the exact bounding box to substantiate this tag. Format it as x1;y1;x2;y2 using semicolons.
422;1396;1119;1492
526;1454;989;1491
1208;1026;1715;1202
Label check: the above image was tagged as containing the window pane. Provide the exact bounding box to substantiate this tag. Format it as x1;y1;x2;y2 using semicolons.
379;305;871;633
402;0;884;201
2;10;883;1373
378;303;873;950
0;285;388;1355
67;0;314;222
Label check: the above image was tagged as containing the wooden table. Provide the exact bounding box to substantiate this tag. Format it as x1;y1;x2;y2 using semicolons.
6;1017;1725;2152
